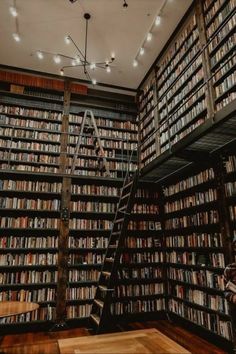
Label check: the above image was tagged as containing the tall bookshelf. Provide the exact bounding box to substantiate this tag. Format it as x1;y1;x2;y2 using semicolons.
0;71;139;331
138;0;236;168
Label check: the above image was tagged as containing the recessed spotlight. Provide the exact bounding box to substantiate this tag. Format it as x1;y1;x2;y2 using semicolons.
140;47;145;56
60;69;64;76
76;57;81;64
71;59;76;66
133;59;138;67
9;6;18;17
155;15;161;26
54;55;61;64
36;51;44;60
111;52;115;61
92;79;97;85
106;66;111;73
147;32;152;41
12;33;21;42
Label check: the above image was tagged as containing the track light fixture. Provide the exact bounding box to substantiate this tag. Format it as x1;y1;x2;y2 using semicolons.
36;13;115;85
123;1;128;8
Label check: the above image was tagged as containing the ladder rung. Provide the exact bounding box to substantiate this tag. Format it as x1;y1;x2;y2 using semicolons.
99;285;114;292
111;231;121;236
94;299;104;308
90;314;100;325
114;218;124;224
119;205;127;212
109;244;117;249
105;257;114;263
121;193;130;200
123;181;133;190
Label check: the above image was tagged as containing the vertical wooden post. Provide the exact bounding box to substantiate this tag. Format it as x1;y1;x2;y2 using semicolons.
153;67;161;157
195;0;215;120
136;90;142;171
52;79;72;329
213;156;233;265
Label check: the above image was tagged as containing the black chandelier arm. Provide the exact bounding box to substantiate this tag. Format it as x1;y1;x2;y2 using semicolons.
67;35;87;63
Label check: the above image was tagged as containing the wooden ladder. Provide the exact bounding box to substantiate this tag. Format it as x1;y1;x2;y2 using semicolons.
89;169;139;333
71;110;111;176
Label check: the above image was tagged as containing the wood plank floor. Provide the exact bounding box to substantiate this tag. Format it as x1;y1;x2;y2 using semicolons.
0;321;227;354
58;328;191;354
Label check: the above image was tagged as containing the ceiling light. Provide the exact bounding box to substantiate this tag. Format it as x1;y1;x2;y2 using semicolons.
54;55;61;64
140;47;145;56
60;69;64;76
71;59;76;66
76;57;81;64
12;33;21;42
92;79;97;85
133;59;138;67
36;51;44;59
111;53;115;61
65;36;71;44
147;32;152;41
155;15;161;26
106;66;111;73
9;6;18;17
90;63;96;70
123;0;128;8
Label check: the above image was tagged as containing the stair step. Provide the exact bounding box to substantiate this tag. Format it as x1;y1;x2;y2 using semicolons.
94;299;104;308
90;314;100;325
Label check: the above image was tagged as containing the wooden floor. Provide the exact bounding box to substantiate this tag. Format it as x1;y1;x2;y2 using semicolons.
59;328;191;354
0;321;227;354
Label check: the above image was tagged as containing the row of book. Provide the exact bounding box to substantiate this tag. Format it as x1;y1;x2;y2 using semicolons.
166;251;225;268
0;197;60;210
0;116;61;131
140;143;156;167
66;304;92;319
70;169;122;178
111;298;165;315
215;72;235;100
66;286;96;300
68;269;99;282
0;236;58;249
0;140;61;154
169;298;233;340
128;221;161;231
206;0;235;38
124;237;161;248
68;157;136;171
68;114;137;132
225;155;236;173
170;284;229;314
225;181;236;196
0;180;62;193
0;127;61;143
164;189;217;213
68;147;116;159
132;203;159;214
204;0;228;23
69;219;112;230
0;152;58;165
0;217;59;229
0;253;57;266
68;253;104;265
211;35;235;69
68;237;108;249
229;205;236;220
165;210;219;229
0;270;58;285
71;184;119;196
0;307;55;324
115;283;164;297
0;163;59;173
0;288;55;302
69;127;137;141
140;119;155;142
168;267;225;290
216;91;236;111
139;87;154;112
70;201;116;213
165;233;223;248
156;15;197;84
117;267;163;280
121;252;164;264
0;105;62;121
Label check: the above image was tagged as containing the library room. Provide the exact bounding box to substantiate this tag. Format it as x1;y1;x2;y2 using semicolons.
0;0;235;353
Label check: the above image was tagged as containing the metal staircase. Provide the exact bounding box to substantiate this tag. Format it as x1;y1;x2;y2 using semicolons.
71;109;111;176
89;170;139;333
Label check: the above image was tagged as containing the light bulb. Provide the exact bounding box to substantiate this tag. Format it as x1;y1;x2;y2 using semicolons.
111;52;115;61
155;15;161;26
36;51;44;60
106;66;111;73
92;79;97;85
147;32;152;41
140;47;145;56
133;59;138;67
71;59;76;66
12;33;21;42
76;57;81;64
60;69;64;76
65;36;71;44
9;6;18;17
90;63;96;70
54;55;61;64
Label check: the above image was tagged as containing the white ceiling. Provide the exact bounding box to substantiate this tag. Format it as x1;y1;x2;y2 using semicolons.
0;0;192;90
